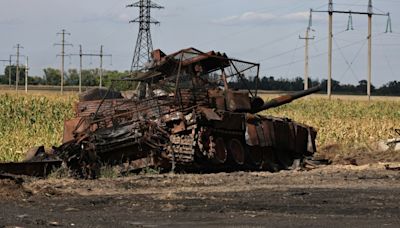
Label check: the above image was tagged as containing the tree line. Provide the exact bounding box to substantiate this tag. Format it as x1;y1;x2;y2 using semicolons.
0;67;399;96
229;76;400;96
0;66;128;88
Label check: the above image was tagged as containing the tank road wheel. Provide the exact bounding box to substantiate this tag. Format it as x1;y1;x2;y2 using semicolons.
213;137;227;164
228;139;245;165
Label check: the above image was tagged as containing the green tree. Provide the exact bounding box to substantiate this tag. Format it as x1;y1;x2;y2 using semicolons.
81;69;99;86
105;70;139;91
4;65;26;85
357;80;375;93
0;74;6;84
28;76;45;85
66;69;79;86
43;68;61;85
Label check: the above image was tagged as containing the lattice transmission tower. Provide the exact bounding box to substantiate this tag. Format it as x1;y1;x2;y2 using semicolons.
127;0;163;72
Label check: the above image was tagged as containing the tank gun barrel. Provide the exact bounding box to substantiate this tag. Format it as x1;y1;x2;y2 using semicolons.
251;85;322;114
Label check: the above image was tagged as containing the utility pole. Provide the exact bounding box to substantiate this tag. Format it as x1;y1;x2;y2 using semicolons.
367;0;372;101
328;0;333;100
312;0;390;100
8;55;12;88
0;55;12;88
25;56;29;93
299;9;315;90
79;45;83;93
55;29;72;95
98;45;112;88
127;0;164;72
14;44;24;92
73;45;111;91
100;45;103;88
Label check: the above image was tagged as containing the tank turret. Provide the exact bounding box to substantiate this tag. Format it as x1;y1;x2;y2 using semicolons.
53;47;321;178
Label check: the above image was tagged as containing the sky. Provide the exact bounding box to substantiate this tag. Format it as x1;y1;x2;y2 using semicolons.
0;0;399;86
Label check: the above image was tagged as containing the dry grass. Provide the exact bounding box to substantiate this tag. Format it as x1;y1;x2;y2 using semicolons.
0;88;78;96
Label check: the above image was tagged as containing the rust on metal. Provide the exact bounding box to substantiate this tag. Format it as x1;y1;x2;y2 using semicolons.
0;47;322;178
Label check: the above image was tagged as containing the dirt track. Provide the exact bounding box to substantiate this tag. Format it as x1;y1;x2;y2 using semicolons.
1;163;400;227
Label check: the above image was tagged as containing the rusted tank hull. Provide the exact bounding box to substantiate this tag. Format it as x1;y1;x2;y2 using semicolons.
167;112;316;172
19;48;321;178
55;95;316;175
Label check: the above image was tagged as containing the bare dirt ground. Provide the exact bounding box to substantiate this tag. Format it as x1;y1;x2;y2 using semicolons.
1;163;400;228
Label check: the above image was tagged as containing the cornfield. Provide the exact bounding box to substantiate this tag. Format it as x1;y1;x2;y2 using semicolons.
261;96;400;151
0;93;76;162
0;92;399;162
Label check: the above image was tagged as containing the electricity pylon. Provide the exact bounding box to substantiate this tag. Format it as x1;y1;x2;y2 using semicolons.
127;0;164;72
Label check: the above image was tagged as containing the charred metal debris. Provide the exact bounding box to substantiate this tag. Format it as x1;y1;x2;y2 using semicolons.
0;47;322;178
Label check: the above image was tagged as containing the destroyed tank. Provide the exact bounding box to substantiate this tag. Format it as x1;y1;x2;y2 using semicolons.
57;48;321;177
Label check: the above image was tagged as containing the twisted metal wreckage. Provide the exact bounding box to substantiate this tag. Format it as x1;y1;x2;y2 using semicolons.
0;48;322;178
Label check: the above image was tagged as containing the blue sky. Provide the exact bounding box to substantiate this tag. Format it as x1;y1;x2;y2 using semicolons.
0;0;399;86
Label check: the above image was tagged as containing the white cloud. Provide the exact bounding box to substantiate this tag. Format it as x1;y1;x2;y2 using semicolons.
282;12;310;21
213;12;276;25
214;11;325;26
239;12;276;21
283;11;325;22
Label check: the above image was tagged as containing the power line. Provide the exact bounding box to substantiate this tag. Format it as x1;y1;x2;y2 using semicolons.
299;10;315;90
312;0;391;100
198;0;326;47
13;44;24;92
383;52;395;80
231;28;304;56
285;38;300;80
258;44;305;63
72;45;112;92
257;29;348;63
333;37;361;82
284;27;384;68
335;38;367;83
262;35;372;72
373;43;400;46
54;29;73;94
0;55;12;88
